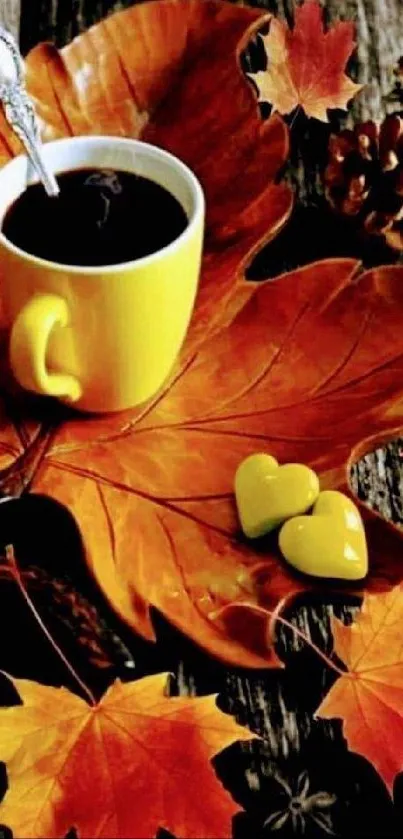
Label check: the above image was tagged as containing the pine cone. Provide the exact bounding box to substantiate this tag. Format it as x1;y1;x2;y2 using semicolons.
324;115;403;252
386;56;403;107
23;566;134;671
394;56;403;95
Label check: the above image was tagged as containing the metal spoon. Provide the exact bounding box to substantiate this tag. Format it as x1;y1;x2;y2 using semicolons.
0;26;59;197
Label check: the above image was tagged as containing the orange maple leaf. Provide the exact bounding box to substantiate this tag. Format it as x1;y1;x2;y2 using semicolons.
26;258;403;672
0;673;255;838
249;0;362;121
317;586;403;792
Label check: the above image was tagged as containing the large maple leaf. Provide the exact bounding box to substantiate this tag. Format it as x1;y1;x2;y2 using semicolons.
248;0;362;122
21;258;403;671
0;673;255;838
317;586;403;793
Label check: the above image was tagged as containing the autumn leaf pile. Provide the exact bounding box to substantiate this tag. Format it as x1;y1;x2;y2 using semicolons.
1;582;403;837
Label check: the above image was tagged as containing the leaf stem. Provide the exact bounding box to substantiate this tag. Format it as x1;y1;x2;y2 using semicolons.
3;539;346;693
212;599;345;676
4;546;97;706
271;608;345;676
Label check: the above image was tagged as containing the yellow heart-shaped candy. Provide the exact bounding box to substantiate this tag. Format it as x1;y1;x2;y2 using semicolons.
279;490;368;580
235;453;320;538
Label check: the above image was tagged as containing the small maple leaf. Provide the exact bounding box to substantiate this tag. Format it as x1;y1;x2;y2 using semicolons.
0;673;256;838
249;0;362;122
317;585;403;792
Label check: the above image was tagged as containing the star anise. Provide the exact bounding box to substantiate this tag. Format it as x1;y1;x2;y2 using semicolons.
263;770;336;835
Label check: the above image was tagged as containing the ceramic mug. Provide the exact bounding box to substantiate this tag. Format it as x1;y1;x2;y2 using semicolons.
0;136;205;413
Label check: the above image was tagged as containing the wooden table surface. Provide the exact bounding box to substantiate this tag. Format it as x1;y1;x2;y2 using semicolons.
0;1;402;837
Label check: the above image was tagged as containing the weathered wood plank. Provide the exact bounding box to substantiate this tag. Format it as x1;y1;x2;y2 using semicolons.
19;0;403;115
20;0;136;53
0;0;20;39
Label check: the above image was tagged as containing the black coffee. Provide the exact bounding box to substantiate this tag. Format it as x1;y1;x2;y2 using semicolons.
2;168;188;266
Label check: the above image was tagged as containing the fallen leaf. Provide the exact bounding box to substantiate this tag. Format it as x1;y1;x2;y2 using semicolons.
248;0;362;121
0;673;255;838
317;585;403;792
29;258;403;671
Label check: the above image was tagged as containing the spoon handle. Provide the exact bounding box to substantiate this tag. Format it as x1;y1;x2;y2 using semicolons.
0;25;59;198
1;83;60;197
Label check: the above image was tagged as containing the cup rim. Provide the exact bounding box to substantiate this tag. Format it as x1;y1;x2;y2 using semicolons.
0;135;205;274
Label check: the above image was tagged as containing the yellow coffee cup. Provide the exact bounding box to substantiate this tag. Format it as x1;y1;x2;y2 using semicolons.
0;136;205;412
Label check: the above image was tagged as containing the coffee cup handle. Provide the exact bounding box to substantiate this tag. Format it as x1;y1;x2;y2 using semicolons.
9;294;82;402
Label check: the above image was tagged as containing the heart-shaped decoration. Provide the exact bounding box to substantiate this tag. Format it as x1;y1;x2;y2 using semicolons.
279;490;368;580
235;453;320;538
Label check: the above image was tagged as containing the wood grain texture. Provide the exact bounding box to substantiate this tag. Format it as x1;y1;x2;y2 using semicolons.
20;0;137;52
18;0;403;97
0;0;20;39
